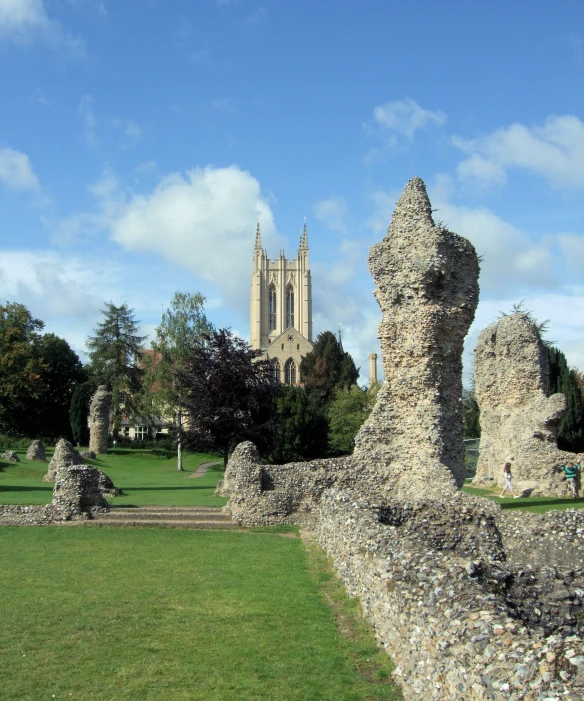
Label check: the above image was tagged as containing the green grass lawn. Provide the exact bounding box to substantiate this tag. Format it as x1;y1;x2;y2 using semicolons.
0;447;228;507
0;527;401;701
463;483;584;513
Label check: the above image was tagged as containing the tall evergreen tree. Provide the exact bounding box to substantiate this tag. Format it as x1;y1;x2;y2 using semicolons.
143;291;214;470
300;330;359;402
462;388;481;439
69;380;95;446
86;303;146;438
548;347;584;452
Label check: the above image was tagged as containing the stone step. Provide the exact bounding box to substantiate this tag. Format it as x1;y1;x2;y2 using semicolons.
88;505;239;529
85;518;240;529
102;511;231;522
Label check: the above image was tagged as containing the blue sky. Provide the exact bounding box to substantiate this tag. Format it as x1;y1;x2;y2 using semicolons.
0;0;583;384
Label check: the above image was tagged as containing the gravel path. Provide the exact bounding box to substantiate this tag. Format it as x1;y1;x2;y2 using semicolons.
187;460;223;478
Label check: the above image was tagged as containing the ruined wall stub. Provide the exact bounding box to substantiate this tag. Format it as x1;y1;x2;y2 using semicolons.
473;313;577;495
44;438;85;482
352;177;479;500
89;385;112;455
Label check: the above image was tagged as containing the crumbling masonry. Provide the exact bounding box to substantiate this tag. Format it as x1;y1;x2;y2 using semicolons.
222;178;584;700
89;385;112;455
473;313;578;496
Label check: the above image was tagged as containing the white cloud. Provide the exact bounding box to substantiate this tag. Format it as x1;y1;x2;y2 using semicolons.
135;160;157;175
0;148;39;190
369;98;446;139
0;0;83;53
112;118;143;149
313;196;348;234
78;95;99;148
107;165;282;309
211;98;238;115
454;115;584;189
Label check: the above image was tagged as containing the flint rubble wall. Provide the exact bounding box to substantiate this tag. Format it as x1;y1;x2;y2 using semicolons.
473;314;577;496
315;490;584;701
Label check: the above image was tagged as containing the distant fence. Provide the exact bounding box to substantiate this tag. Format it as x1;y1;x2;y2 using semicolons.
464;438;480;480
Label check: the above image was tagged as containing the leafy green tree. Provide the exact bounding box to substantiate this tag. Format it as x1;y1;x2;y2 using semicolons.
548;347;584;452
181;329;278;467
462;388;481;439
33;334;86;440
300;331;359;403
0;303;45;436
144;291;214;470
270;385;329;463
86;303;146;438
328;383;378;455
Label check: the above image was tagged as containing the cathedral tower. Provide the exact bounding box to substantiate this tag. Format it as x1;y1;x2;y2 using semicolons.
249;222;313;384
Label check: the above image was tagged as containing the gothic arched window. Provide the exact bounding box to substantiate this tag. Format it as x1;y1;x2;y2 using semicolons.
286;285;295;329
284;358;296;385
271;359;281;383
268;285;277;331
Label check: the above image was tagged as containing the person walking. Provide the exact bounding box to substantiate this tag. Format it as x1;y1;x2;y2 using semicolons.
499;461;519;498
560;459;580;499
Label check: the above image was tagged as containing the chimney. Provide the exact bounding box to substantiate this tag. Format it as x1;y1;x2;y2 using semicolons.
369;353;378;387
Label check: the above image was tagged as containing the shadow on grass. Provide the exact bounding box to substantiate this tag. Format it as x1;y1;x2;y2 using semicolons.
0;485;53;492
114;485;215;492
500;497;583;510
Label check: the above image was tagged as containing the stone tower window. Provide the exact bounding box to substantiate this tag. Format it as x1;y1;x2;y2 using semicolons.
271;359;281;383
268;285;277;331
284;358;296;385
286;285;294;329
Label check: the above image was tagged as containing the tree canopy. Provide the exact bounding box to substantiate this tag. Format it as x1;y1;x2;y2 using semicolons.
0;303;85;440
86;302;146;437
548;347;584;452
300;330;359;403
144;291;214;470
181;329;278;466
327;383;378;455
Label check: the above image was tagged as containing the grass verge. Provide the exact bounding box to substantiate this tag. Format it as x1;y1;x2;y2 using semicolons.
463;484;584;513
0;448;228;507
0;526;401;701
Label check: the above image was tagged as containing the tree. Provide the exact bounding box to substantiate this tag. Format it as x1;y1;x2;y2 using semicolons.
33;334;86;441
144;291;214;470
328;383;378;455
181;329;278;467
0;303;45;436
69;380;95;446
269;385;329;463
462;388;481;439
86;303;146;438
301;330;359;403
548;347;584;452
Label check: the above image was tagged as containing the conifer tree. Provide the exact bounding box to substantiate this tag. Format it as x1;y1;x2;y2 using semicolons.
86;303;146;438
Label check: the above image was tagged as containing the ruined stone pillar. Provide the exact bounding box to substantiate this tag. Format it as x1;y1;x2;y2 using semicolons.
369;353;378;387
353;177;479;500
89;386;112;455
473;313;577;495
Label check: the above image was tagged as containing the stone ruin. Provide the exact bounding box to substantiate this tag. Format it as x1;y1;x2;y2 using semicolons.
1;450;20;462
89;385;112;455
352;176;480;501
43;438;84;482
40;437;122;497
51;465;110;517
221;178;584;699
0;464;111;524
26;439;46;462
473;313;579;496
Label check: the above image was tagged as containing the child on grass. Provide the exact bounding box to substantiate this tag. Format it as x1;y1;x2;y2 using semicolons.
499;460;520;498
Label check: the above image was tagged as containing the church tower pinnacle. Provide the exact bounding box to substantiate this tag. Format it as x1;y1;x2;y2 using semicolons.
249;219;313;385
